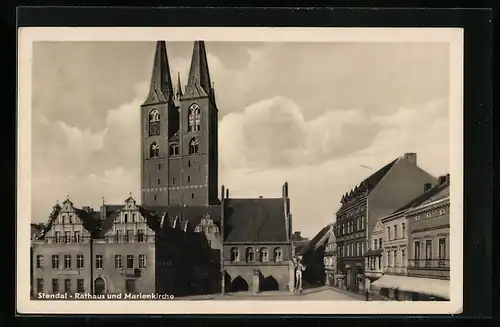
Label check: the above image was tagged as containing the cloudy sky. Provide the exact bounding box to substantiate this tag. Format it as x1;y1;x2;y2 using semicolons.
31;41;450;238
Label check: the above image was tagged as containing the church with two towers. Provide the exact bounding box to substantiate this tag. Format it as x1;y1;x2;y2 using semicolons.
31;41;294;298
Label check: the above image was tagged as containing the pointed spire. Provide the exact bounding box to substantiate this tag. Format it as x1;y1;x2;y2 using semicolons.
144;41;174;105
186;41;212;95
176;72;183;98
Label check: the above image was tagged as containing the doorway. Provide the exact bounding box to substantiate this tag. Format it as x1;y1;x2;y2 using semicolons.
94;277;106;295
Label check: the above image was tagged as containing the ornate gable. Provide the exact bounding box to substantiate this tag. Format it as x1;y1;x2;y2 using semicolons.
373;220;383;234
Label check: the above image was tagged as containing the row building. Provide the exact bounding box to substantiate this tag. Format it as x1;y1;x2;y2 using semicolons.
31;40;293;298
366;174;450;300
334;153;437;294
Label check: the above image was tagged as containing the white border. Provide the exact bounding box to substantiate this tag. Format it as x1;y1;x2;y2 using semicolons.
17;27;464;315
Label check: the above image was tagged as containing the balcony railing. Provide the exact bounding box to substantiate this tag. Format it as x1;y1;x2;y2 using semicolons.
408;259;449;269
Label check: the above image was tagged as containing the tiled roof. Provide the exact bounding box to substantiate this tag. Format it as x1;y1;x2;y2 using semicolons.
223;198;288;243
393;181;450;214
296;224;331;255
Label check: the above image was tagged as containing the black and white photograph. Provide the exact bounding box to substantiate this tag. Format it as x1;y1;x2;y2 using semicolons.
17;27;464;315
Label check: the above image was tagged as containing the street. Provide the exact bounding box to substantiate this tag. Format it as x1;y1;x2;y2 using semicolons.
179;286;364;301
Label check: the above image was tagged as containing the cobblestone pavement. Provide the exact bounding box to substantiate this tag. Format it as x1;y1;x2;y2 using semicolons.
179;286;364;301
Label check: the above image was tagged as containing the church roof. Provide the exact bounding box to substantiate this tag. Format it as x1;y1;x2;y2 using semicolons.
223;198;288;243
142;41;175;106
140;205;222;229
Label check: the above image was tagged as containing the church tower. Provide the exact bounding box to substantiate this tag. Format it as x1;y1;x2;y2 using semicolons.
169;40;219;206
140;41;179;206
141;40;219;207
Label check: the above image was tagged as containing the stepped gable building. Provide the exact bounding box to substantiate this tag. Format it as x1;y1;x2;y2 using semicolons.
31;198;102;297
368;174;450;301
335;153;437;294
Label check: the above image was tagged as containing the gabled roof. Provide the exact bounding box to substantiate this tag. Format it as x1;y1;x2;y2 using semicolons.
224;198;288;243
98;205;123;238
392;181;450;214
39;203;100;239
297;224;331;255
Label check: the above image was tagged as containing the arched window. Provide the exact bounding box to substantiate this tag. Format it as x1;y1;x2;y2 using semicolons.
169;143;179;156
260;248;268;262
189;138;199;154
273;248;282;262
188;104;201;132
230;247;239;262
149;109;161;136
150;142;159;158
246;248;255;262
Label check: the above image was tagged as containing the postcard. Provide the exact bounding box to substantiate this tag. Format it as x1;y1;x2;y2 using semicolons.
17;27;463;314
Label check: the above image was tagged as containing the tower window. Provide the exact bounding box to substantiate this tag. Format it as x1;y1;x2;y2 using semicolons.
157;178;161;185
149;109;161;136
187;176;190;182
189;138;199;154
169;144;179;156
154;195;157;201
188;160;191;167
172;178;175;184
188;104;201;133
158;163;161;170
191;193;194;199
150;142;159;158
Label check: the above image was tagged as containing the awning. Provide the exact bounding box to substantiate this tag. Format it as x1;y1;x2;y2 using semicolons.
371;275;449;300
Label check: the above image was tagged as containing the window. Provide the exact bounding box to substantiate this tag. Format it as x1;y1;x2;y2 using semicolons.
172;178;175;184
191;193;194;199
126;230;133;242
361;241;365;255
124;213;128;223
36;279;44;292
414;241;421;261
158;163;162;170
157;178;161;185
55;231;61;243
188;160;191;167
150;142;159;158
387;226;391;240
64;255;71;269
246;248;255;262
438;238;446;260
439;208;445;215
115;255;123;269
116;230;123;243
374;239;378;250
96;255;103;269
188;104;201;132
415;215;420;221
51;255;59;269
350;243;354;257
356;242;360;256
394;225;398;239
425;240;432;262
274;248;283;261
169;144;179;156
341;224;345;235
74;231;81;243
64;279;71;293
137;230;144;243
77;279;84;293
64;231;71;243
230;248;239;262
394;250;398;266
379;238;382;248
52;279;59;293
260;248;268;262
77;254;84;269
388;251;392;266
187;176;190;182
125;279;135;293
149;109;160;136
401;249;406;265
139;254;146;269
347;244;350;256
189;138;199;154
154;195;157;201
426;212;431;218
401;223;406;237
126;254;134;269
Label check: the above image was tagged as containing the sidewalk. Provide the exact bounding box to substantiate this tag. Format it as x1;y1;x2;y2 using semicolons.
327;286;367;301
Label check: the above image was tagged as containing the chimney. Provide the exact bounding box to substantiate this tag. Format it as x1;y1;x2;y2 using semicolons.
404;152;417;166
282;182;289;198
293;231;301;240
221;185;225;201
424;183;432;192
226;188;229;199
